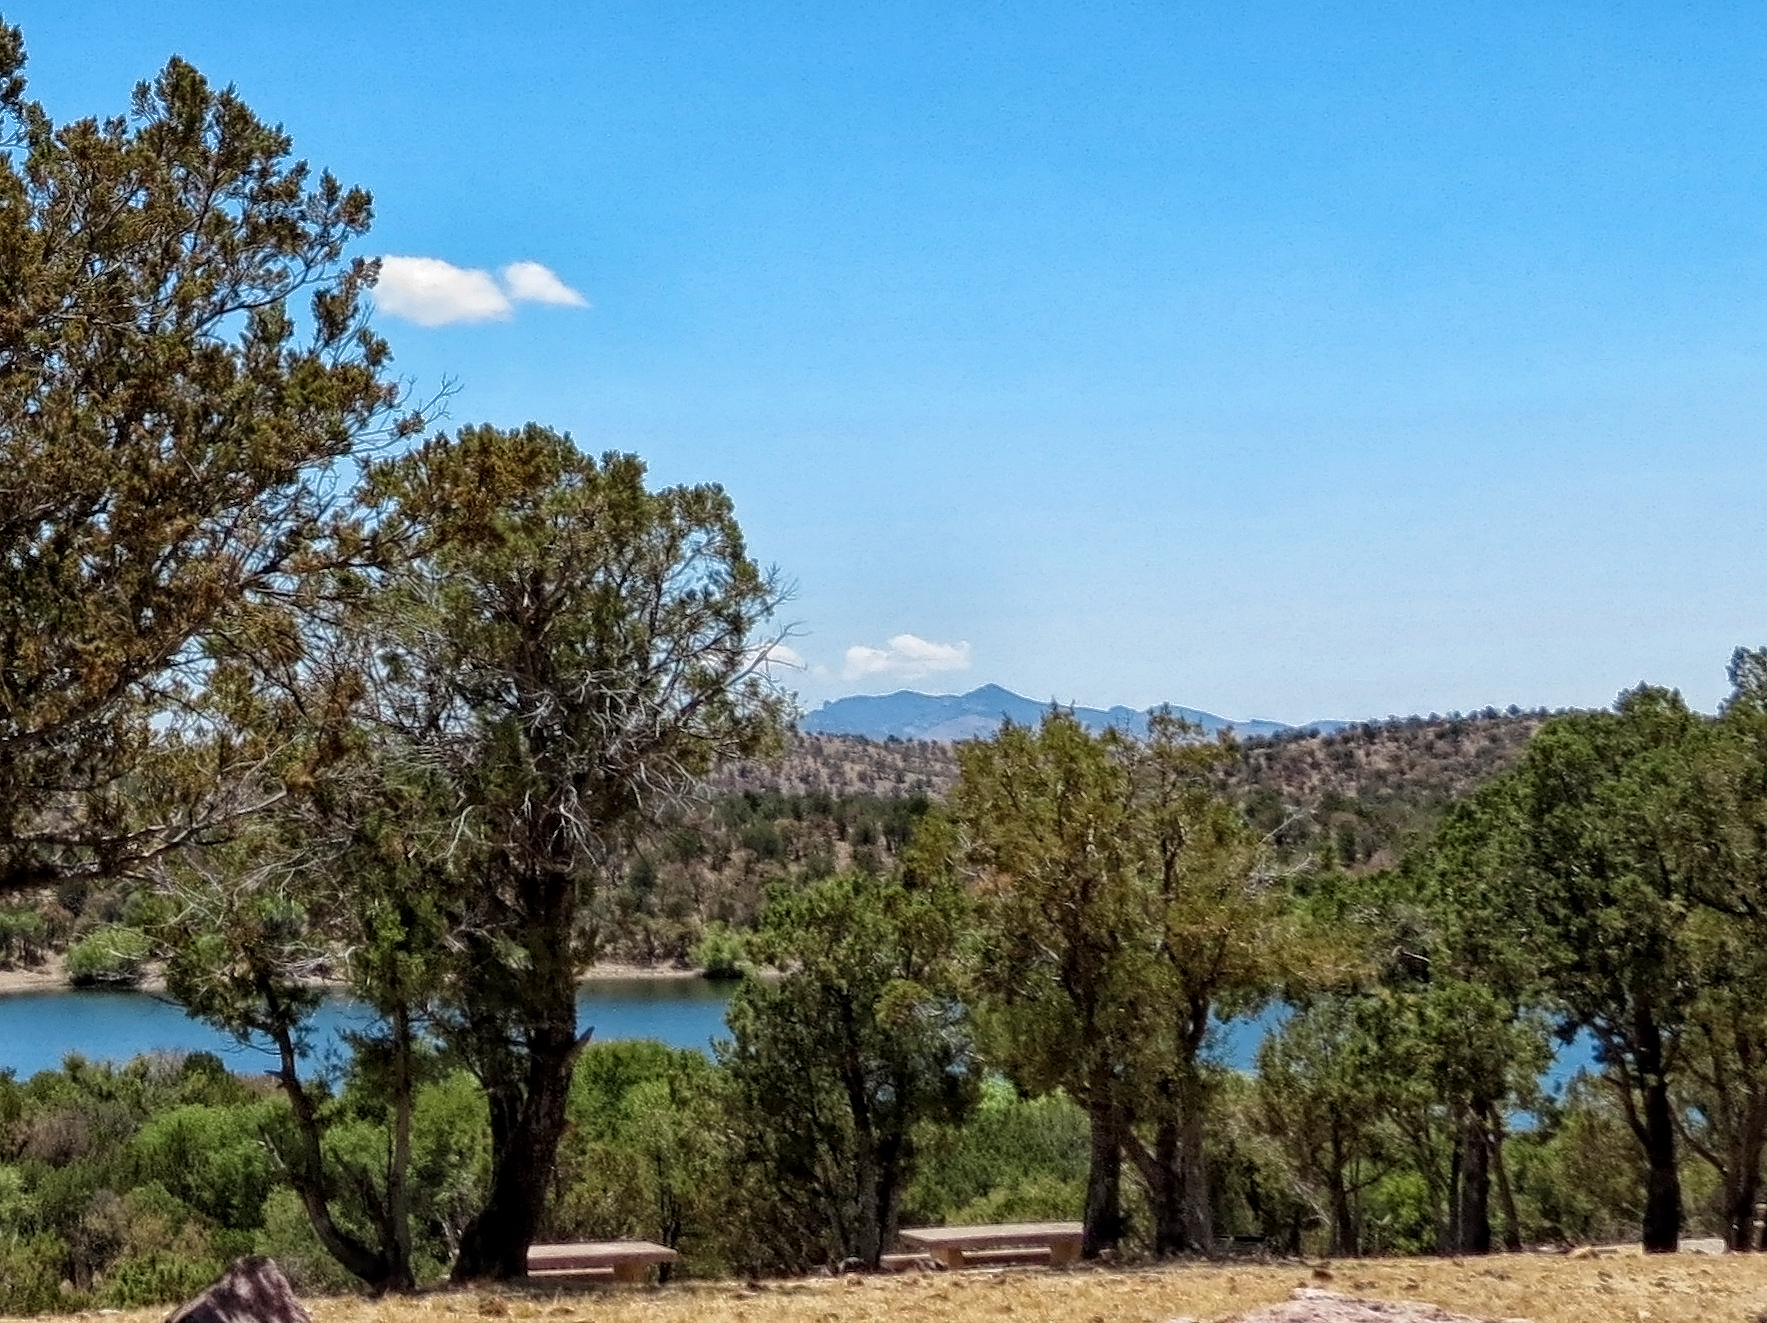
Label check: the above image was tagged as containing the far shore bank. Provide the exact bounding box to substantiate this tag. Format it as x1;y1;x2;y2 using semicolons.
0;954;710;998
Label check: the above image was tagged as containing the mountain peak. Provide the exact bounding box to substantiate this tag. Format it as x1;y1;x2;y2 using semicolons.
800;685;1338;743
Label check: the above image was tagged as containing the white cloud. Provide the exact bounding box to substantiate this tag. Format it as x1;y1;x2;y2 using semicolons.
375;256;512;326
501;261;589;307
843;633;973;682
374;256;589;326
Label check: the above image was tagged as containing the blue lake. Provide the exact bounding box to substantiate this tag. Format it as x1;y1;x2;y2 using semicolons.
0;977;739;1079
0;983;1599;1092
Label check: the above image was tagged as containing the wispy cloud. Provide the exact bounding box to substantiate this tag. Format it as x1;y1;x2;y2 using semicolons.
374;256;589;326
843;633;973;682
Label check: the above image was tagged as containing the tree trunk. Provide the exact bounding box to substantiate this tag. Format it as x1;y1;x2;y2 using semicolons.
1453;1105;1492;1256
1127;1120;1185;1257
1638;1048;1682;1253
1179;1102;1213;1251
867;1130;908;1270
1490;1116;1523;1253
1328;1171;1358;1258
387;1001;416;1284
1715;1079;1767;1252
1326;1130;1358;1257
1083;1097;1125;1258
268;1018;410;1290
452;1023;581;1279
451;861;587;1282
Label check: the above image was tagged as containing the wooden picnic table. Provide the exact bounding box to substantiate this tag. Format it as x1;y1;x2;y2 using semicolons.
526;1240;678;1284
896;1221;1083;1269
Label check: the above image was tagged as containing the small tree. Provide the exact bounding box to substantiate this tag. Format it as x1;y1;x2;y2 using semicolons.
955;709;1297;1257
1445;688;1717;1252
356;424;788;1280
954;711;1147;1257
721;870;979;1270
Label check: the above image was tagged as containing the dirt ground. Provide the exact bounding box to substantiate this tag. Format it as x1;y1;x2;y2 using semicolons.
45;1251;1767;1323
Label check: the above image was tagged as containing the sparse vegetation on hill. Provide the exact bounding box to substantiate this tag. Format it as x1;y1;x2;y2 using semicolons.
1230;708;1549;872
714;709;1549;878
712;734;959;799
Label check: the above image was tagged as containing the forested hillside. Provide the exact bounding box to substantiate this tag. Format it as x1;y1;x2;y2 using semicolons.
4;712;1550;975
1229;708;1547;870
706;708;1545;863
582;709;1548;965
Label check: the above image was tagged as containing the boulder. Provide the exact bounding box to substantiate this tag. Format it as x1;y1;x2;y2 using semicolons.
166;1257;313;1323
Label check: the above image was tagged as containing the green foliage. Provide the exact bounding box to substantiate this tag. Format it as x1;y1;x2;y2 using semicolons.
126;1102;280;1227
62;927;151;987
548;1043;728;1278
691;922;748;979
97;1251;224;1310
254;1187;365;1296
1507;1078;1647;1247
0;904;47;966
955;708;1305;1256
0;1054;288;1309
0;1232;72;1315
907;1078;1087;1226
723;870;979;1270
347;422;789;1280
0;22;415;897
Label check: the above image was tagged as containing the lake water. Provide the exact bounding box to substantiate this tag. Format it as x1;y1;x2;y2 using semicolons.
0;977;739;1079
0;982;1598;1091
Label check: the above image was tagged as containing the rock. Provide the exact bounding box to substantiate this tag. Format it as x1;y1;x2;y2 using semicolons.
1214;1287;1536;1323
166;1258;312;1323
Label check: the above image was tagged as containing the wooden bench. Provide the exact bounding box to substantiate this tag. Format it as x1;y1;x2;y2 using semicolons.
525;1241;678;1285
897;1221;1083;1270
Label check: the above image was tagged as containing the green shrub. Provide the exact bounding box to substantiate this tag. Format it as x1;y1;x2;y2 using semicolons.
98;1251;222;1309
0;906;46;965
127;1103;280;1229
0;1232;72;1314
692;922;748;979
906;1078;1087;1224
946;1173;1081;1226
64;926;152;988
254;1188;363;1295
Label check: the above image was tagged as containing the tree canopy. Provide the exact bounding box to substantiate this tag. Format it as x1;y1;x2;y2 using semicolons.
0;26;417;894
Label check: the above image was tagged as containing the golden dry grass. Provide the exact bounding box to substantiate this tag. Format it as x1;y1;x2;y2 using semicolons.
41;1253;1767;1323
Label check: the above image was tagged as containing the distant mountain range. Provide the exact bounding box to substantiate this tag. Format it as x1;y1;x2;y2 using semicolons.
800;684;1349;743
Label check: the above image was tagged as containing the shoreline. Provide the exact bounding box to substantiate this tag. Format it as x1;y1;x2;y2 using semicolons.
0;954;709;998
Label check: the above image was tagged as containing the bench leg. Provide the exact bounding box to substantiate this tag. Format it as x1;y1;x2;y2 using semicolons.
610;1262;648;1284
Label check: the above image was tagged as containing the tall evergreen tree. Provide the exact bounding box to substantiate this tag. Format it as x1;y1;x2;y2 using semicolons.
0;25;417;893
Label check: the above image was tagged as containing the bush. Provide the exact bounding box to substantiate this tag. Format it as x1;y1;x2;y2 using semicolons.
254;1187;362;1295
64;926;152;987
692;922;748;979
906;1078;1087;1224
0;905;46;965
97;1250;222;1309
127;1103;280;1229
0;1232;72;1314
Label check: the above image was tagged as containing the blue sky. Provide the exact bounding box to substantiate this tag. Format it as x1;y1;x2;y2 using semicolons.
20;2;1767;721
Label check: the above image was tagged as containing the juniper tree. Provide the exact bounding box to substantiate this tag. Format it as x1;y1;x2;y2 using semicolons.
354;424;787;1280
0;24;417;893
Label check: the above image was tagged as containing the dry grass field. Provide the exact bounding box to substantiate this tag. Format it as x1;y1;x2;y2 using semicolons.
45;1253;1767;1323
